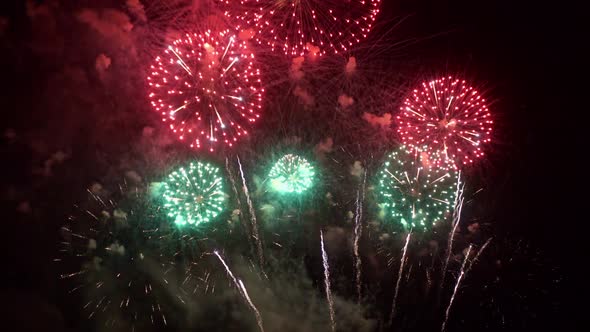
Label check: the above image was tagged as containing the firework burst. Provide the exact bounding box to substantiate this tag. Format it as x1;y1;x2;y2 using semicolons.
57;182;187;330
217;0;381;56
376;146;457;230
268;154;315;194
162;161;227;227
395;76;493;167
147;29;264;151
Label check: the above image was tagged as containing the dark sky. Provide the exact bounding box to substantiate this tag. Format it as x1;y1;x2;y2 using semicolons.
0;0;578;330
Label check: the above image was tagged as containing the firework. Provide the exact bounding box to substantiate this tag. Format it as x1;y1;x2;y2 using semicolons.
147;29;264;151
214;251;265;332
217;0;381;56
162;161;226;227
268;154;315;194
442;244;473;332
57;182;185;330
237;156;264;267
395;76;493;167
389;231;411;324
353;171;366;303
320;230;336;332
440;174;464;290
376;147;457;230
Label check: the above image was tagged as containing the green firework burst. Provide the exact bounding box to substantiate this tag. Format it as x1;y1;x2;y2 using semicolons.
268;154;315;194
376;147;458;230
162;161;226;227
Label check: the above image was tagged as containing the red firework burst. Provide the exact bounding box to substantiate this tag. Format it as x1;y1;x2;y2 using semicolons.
147;29;264;151
217;0;381;56
395;76;493;167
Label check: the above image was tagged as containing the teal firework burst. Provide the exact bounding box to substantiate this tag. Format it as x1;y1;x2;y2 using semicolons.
268;154;315;194
163;161;226;227
377;147;458;230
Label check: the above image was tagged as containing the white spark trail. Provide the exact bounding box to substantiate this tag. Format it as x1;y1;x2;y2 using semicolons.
238;279;265;332
214;251;265;332
221;37;234;61
213;104;225;128
223;57;239;74
467;238;492;274
168;46;192;75
441;174;464;290
353;171;366;303
389;231;412;325
441;244;473;332
237;156;264;267
320;231;336;332
225;158;254;249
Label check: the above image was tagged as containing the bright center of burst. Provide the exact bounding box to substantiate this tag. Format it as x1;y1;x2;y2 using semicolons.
439;118;457;130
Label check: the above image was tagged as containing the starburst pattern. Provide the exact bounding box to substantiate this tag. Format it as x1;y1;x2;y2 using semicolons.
268;154;315;194
162;161;226;226
396;76;493;167
147;29;264;151
377;147;457;230
217;0;381;56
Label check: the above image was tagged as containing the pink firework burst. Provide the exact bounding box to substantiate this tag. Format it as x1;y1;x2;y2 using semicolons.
147;29;264;151
217;0;381;57
396;76;493;167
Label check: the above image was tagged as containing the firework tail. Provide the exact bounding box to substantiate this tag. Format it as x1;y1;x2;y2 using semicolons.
320;230;336;332
237;156;265;268
440;175;464;291
441;244;472;332
238;279;265;332
467;238;492;274
226;157;256;255
214;251;265;332
353;170;366;303
388;230;412;325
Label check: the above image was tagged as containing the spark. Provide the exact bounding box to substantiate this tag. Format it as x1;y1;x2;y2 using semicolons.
441;175;464;290
466;238;493;274
441;244;473;332
389;231;412;325
214;251;265;332
225;157;254;253
320;230;336;332
237;156;264;267
353;170;366;303
238;279;265;332
168;46;192;75
223;57;239;74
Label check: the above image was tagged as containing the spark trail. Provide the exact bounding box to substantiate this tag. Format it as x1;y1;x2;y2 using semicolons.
226;157;255;254
467;237;492;274
237;156;264;268
441;175;464;290
389;231;412;325
214;251;265;332
353;170;366;302
441;244;472;332
238;279;265;332
320;230;336;332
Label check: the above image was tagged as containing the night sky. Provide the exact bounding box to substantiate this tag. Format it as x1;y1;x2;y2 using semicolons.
0;0;577;331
